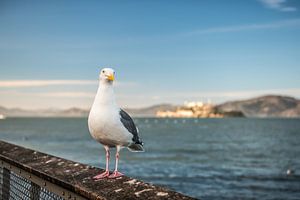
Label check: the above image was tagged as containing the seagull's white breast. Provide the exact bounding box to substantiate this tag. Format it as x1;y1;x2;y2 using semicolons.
88;103;132;147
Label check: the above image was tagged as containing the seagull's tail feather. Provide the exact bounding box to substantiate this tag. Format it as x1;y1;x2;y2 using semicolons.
128;143;144;152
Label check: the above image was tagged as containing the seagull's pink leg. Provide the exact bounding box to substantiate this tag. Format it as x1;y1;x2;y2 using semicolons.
109;146;124;178
93;146;110;179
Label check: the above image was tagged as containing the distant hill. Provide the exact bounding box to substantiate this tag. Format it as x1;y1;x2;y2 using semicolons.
1;95;300;118
0;104;177;118
216;95;300;118
0;106;89;117
124;104;177;117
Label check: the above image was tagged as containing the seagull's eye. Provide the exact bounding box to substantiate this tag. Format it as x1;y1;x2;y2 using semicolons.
102;70;105;73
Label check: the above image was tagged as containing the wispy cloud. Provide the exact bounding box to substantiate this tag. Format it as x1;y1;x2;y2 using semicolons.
0;80;97;88
259;0;297;12
39;92;95;98
184;18;300;36
0;80;137;88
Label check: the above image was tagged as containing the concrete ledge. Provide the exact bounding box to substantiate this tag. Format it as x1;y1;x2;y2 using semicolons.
0;140;196;200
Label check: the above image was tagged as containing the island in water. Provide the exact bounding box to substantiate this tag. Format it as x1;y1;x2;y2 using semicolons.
156;101;244;118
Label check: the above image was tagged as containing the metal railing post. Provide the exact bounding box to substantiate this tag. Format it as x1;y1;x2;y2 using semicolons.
2;167;10;200
30;182;41;200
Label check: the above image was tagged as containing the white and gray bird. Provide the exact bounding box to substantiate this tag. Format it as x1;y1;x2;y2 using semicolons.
88;68;144;179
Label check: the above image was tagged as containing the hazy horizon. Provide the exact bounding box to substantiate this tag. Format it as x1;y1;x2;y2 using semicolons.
1;0;300;109
0;92;299;110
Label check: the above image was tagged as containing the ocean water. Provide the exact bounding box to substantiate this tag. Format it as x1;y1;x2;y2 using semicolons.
1;118;300;199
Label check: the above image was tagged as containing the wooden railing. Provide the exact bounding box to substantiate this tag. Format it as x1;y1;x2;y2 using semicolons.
0;140;196;200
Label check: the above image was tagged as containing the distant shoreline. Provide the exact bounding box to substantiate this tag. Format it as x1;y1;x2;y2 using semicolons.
1;95;299;118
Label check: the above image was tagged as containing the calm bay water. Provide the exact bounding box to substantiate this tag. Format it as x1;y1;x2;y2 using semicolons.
1;118;300;199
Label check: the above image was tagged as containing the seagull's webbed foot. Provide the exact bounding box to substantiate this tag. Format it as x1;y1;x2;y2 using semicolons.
108;171;123;178
93;170;110;179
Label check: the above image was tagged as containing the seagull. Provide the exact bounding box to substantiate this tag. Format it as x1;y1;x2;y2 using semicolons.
88;68;144;179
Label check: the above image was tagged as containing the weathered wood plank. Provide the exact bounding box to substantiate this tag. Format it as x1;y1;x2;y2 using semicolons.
0;140;197;200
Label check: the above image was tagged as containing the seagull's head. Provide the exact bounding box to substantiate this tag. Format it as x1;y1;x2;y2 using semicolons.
99;68;115;83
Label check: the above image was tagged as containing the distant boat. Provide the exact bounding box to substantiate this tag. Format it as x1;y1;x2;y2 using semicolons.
0;114;6;120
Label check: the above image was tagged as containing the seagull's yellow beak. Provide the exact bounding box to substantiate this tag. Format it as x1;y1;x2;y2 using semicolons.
106;73;114;81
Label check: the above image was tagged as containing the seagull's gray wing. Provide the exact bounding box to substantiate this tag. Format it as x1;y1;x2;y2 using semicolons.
119;109;143;145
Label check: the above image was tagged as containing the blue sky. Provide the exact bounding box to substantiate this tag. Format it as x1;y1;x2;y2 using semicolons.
0;0;300;109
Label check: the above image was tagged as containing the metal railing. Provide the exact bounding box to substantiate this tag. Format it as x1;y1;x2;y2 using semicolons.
0;140;196;200
0;161;82;200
